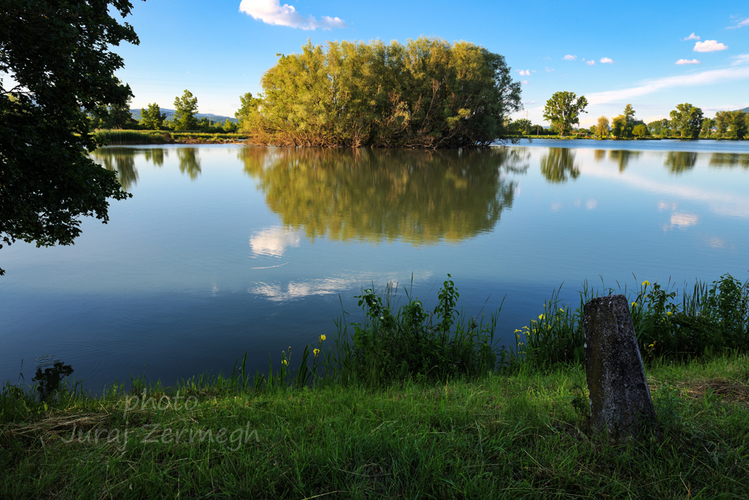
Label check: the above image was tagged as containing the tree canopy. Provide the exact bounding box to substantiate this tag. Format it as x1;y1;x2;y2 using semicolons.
670;103;703;139
542;91;588;136
141;102;166;130
173;90;199;131
241;38;522;148
0;0;141;275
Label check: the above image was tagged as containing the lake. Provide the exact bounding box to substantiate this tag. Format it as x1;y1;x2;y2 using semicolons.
2;139;749;391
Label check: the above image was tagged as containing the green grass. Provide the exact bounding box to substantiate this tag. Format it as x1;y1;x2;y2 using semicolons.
92;129;249;145
2;274;749;498
92;129;172;145
2;355;748;498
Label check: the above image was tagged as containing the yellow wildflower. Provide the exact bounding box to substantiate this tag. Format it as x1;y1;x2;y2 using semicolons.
642;280;650;288
539;314;544;321
313;348;320;358
320;335;326;342
282;359;288;366
631;302;637;307
667;311;672;316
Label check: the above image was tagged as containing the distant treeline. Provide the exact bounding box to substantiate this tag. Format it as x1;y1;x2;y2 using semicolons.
236;37;522;148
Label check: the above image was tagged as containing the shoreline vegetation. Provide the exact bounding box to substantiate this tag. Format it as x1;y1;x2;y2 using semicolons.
92;128;749;147
2;274;748;497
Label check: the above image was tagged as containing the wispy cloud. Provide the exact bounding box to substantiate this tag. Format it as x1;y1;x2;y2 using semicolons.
517;69;531;76
521;80;529;85
683;32;700;41
727;18;749;29
587;64;749;105
676;59;701;65
600;57;614;64
694;40;728;52
733;54;749;65
545;67;554;72
239;0;346;30
563;55;577;61
586;60;595;66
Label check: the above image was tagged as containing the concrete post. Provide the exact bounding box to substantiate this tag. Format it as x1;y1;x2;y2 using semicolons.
583;294;659;438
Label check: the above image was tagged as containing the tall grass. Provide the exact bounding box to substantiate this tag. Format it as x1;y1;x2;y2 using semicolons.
93;129;171;145
92;129;249;146
323;275;502;386
514;273;749;369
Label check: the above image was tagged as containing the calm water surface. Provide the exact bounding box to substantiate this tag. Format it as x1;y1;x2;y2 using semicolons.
2;140;749;390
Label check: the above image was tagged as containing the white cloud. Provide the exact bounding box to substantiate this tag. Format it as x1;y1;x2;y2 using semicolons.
522;100;537;105
676;59;701;65
545;67;555;72
727;18;749;29
733;54;749;66
517;69;531;76
239;0;346;30
600;57;614;64
694;40;728;52
521;80;529;85
586;60;595;65
586;65;749;105
683;33;700;41
563;55;577;61
249;226;300;257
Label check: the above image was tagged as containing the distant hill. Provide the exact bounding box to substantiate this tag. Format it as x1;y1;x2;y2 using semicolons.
739;107;749;113
130;108;238;124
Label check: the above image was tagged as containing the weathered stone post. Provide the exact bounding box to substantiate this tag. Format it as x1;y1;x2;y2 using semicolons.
583;295;659;438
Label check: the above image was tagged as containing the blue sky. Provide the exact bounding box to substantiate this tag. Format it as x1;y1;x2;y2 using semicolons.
115;0;749;127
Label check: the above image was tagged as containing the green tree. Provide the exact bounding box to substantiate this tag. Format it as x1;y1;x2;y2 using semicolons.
595;116;609;137
613;104;636;138
725;111;747;140
715;111;730;137
543;91;588;136
252;38;521;148
632;124;649;138
140;102;166;130
670;103;704;139
235;92;263;134
173;90;199;131
223;119;238;133
700;118;715;138
611;115;626;139
0;0;140;276
511;118;532;135
647;120;662;136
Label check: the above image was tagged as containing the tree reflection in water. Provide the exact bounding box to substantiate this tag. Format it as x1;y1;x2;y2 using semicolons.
664;151;698;173
540;147;579;183
143;148;166;167
709;153;749;169
177;148;201;179
239;147;529;244
91;147;139;191
609;149;641;172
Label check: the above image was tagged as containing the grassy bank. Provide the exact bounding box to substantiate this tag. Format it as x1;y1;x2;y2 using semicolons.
2;355;748;498
92;129;249;145
2;274;748;498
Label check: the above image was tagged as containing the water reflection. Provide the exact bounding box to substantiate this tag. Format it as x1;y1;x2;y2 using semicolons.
709;153;749;169
540;148;579;183
664;151;698;173
239;147;528;244
250;226;301;257
92;148;139;190
177;148;201;179
143;148;166;167
609;150;641;172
